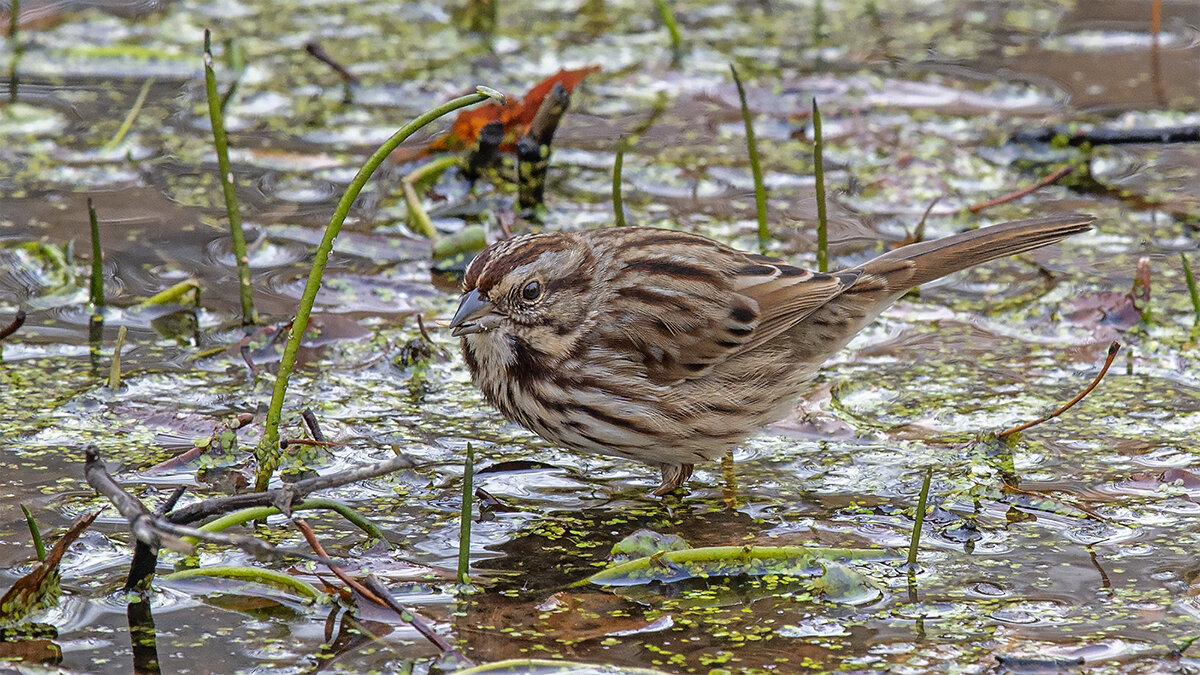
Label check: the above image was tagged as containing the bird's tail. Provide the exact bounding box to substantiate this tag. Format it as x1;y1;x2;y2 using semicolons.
858;213;1094;288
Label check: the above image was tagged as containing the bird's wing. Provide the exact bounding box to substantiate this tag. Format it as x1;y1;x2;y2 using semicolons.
602;243;856;385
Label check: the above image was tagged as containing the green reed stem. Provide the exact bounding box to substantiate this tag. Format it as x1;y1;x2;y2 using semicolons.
457;442;475;585
654;0;682;62
103;77;154;151
87;198;105;308
191;498;389;544
204;29;256;326
7;0;19;103
108;324;127;389
1182;253;1200;324
812;97;828;272
218;38;245;114
20;505;45;562
612;138;626;227
730;64;768;254
162;566;324;600
255;87;502;491
402;154;459;240
906;467;933;568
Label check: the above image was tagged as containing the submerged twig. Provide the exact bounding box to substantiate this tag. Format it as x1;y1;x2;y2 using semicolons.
967;165;1074;214
996;341;1120;439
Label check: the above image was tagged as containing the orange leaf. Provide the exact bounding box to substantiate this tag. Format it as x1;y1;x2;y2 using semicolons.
424;66;600;155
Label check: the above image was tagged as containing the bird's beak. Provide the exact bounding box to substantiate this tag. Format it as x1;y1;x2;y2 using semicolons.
450;289;497;336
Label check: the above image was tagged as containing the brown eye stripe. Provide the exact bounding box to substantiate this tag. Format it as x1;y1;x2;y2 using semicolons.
475;235;566;294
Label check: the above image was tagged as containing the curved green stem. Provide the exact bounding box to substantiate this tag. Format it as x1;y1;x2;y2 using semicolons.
161;565;325;600
191;498;390;544
254;87;503;492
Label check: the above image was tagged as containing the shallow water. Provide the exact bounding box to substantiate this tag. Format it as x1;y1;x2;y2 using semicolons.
2;0;1199;672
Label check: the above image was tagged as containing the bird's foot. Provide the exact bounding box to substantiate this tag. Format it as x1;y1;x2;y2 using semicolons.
652;463;694;496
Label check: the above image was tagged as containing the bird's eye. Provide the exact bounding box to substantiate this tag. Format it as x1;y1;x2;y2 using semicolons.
521;280;543;302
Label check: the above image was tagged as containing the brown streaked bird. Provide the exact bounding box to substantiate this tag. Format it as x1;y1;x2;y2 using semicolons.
449;214;1094;495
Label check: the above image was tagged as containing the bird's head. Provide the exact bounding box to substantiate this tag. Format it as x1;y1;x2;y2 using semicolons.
450;232;598;371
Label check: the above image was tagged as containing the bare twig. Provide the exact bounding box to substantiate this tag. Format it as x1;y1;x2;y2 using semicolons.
295;520;467;662
967;165;1074;214
914;196;941;244
0;309;25;343
304;42;360;85
996;341;1120;438
85;445;328;561
1011;125;1199;147
165;453;415;525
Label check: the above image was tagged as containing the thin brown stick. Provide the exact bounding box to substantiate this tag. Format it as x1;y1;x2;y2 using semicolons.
967;165;1074;214
0;309;25;342
304;42;360;85
913;196;941;243
996;341;1120;438
294;520;465;661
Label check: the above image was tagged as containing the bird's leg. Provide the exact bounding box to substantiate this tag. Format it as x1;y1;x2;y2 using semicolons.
652;463;694;496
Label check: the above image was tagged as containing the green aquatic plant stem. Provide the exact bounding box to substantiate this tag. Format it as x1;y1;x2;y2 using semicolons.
255;87;502;491
584;544;890;587
87;198;104;308
907;467;933;568
136;279;200;309
655;0;682;62
103;77;154;151
190;498;389;544
204;29;256;326
458;443;475;585
612;139;626;227
812;97;828;272
730;64;768;253
402;154;459;239
1182;253;1200;324
20;505;45;562
161;565;324;600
